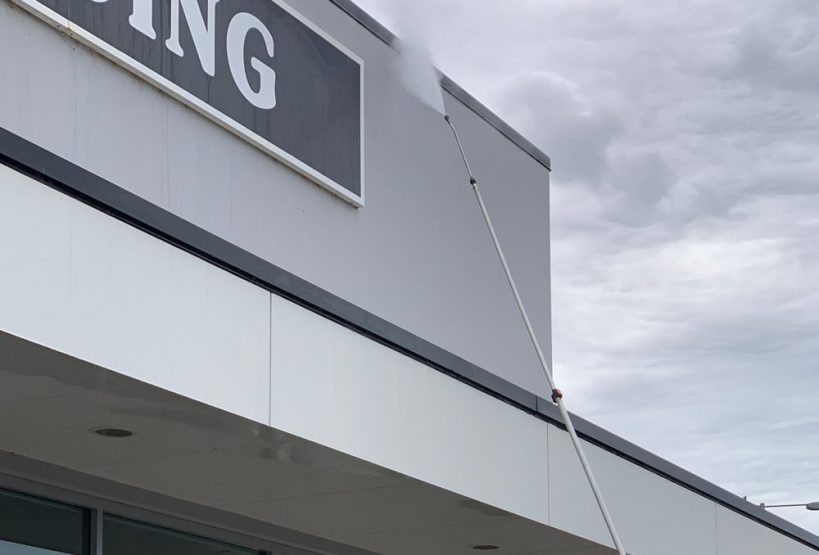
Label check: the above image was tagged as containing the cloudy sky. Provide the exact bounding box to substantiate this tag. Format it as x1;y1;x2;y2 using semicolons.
354;0;819;535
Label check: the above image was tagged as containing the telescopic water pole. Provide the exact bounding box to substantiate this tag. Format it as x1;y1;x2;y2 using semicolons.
445;114;627;555
761;502;819;511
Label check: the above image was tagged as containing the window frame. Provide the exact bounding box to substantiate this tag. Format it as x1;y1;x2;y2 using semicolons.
0;470;348;555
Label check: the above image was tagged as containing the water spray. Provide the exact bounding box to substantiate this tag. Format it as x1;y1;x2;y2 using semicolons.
444;114;627;555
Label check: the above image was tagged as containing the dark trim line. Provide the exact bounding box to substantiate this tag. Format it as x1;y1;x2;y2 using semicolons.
0;128;816;551
88;508;103;555
326;0;552;171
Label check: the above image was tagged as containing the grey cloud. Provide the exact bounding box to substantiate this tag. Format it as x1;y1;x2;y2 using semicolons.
496;74;680;228
606;151;676;227
717;22;819;93
496;72;624;186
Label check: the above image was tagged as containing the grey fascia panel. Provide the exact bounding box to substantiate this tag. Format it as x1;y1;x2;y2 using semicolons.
327;0;552;171
566;414;819;551
0;128;816;551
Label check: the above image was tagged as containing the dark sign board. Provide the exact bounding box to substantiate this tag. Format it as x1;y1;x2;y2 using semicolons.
14;0;364;205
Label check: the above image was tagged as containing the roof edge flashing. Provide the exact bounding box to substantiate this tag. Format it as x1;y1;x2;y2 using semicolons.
327;0;552;172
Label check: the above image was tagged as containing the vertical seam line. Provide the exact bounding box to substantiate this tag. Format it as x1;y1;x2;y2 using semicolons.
268;293;273;427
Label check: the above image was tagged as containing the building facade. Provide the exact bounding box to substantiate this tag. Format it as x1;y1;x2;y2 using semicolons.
0;0;816;553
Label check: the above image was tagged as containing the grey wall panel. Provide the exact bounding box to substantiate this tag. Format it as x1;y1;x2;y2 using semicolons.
548;424;719;555
0;0;552;397
716;505;817;555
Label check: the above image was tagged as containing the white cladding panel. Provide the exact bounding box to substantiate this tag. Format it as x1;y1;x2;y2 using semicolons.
548;424;718;555
268;292;550;526
0;165;271;424
716;506;816;555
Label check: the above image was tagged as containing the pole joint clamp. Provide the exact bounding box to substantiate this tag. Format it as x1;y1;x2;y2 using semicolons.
551;388;563;403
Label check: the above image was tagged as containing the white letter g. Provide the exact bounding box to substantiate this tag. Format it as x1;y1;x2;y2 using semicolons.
227;13;277;110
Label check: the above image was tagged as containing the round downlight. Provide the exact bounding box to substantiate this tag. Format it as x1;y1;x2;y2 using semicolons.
90;427;134;438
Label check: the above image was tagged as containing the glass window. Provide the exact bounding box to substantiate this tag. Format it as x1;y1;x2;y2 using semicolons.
103;515;258;555
0;488;88;555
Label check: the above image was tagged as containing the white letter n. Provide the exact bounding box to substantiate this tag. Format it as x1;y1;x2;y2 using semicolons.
166;0;220;77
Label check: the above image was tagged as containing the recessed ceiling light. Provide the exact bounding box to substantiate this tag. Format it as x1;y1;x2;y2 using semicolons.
90;427;134;438
471;546;499;551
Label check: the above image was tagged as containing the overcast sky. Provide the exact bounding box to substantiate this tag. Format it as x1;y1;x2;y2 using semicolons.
354;0;819;535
